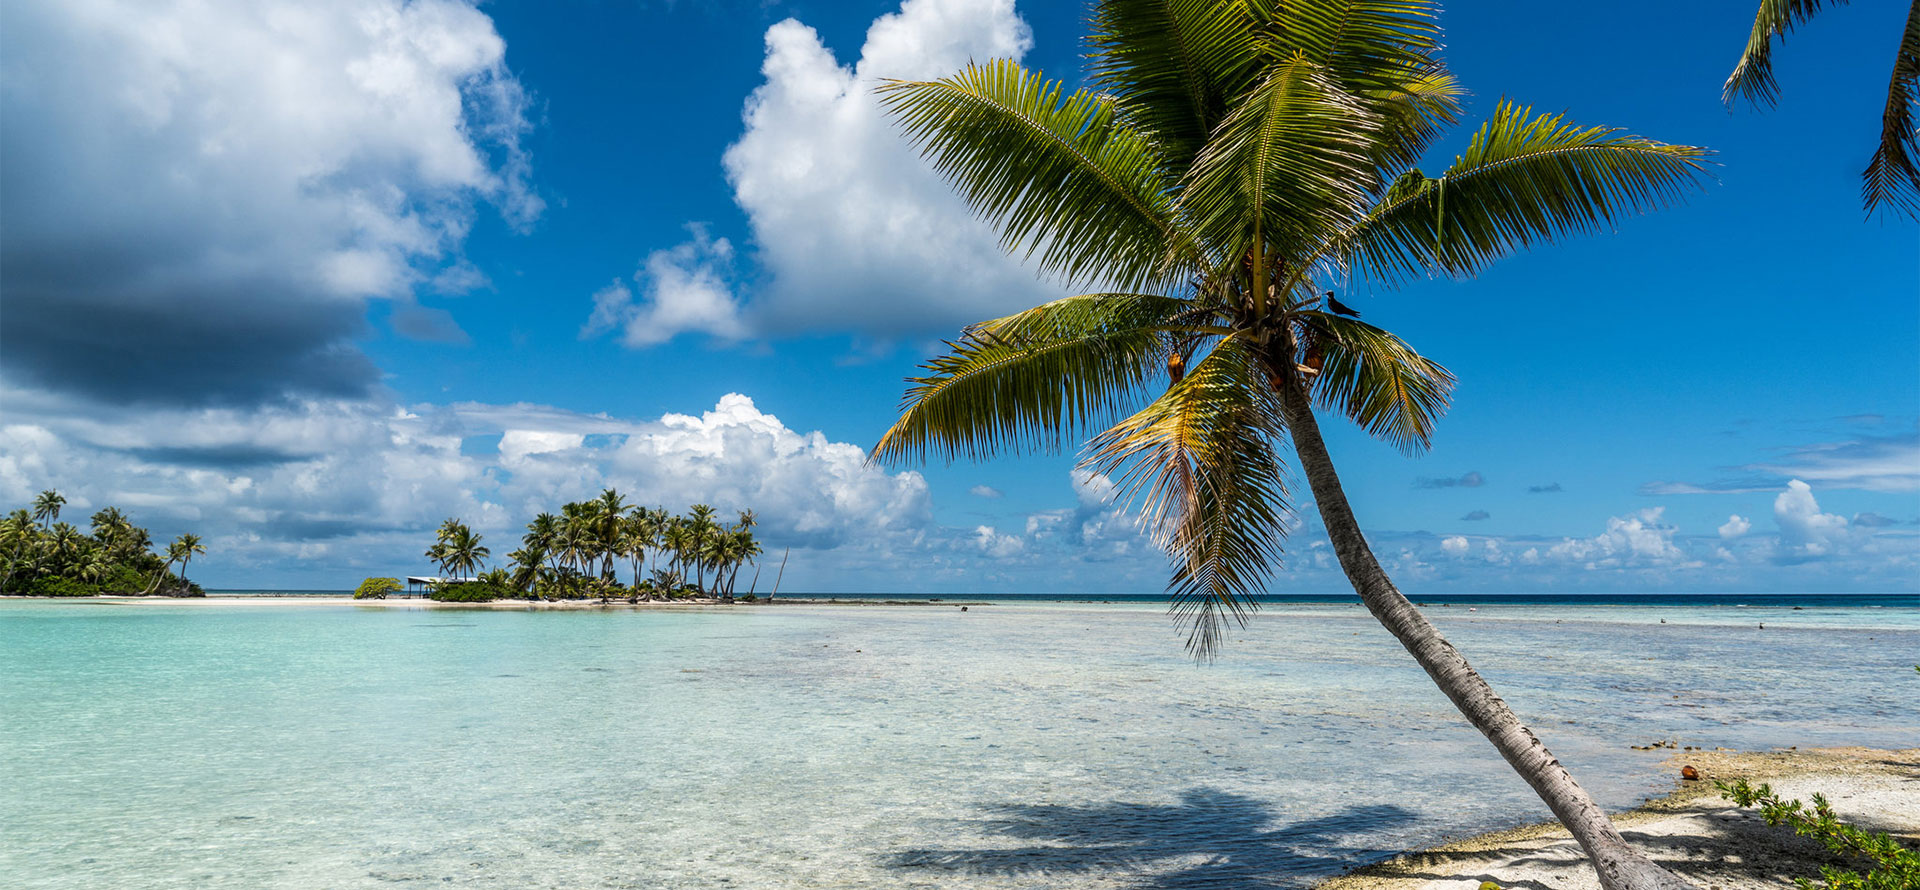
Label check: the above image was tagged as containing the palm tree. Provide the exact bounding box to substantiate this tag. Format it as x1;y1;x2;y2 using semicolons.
870;4;1706;889
32;490;65;530
686;504;718;592
1725;0;1920;217
432;522;488;581
170;533;205;589
0;510;37;590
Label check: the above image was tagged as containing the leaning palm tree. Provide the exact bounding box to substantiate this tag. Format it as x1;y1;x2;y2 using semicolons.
171;533;205;589
870;4;1707;888
1725;0;1920;217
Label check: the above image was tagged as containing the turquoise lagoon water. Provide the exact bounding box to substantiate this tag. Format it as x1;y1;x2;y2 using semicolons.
2;599;1915;889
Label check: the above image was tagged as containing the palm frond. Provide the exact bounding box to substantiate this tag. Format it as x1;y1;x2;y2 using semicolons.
1183;53;1381;265
1724;0;1837;108
1298;311;1453;453
1088;0;1265;177
1084;337;1290;657
1864;0;1920;217
870;293;1189;466
1335;102;1710;287
877;62;1193;293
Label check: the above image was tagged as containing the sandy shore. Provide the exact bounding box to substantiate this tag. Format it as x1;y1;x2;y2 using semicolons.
1318;747;1919;890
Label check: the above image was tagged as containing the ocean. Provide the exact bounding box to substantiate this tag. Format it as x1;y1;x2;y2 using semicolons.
2;597;1914;889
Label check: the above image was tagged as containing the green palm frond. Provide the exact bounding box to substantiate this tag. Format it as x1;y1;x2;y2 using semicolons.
877;62;1192;293
1088;0;1265;176
1335;102;1710;286
1724;0;1835;108
1864;1;1920;217
1298;311;1453;454
870;293;1186;466
1183;53;1381;266
1085;337;1290;656
1366;68;1464;183
1262;0;1441;85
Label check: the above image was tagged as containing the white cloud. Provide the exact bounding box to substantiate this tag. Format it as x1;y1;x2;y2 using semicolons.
1718;514;1751;539
1440;535;1470;556
969;484;1004;499
0;0;536;404
606;0;1051;345
581;226;746;347
1772;479;1850;562
1547;507;1686;568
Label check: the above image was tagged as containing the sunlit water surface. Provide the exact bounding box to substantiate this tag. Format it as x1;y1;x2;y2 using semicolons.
2;599;1914;889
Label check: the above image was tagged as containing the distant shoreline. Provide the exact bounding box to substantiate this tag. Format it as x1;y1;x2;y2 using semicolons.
182;590;1920;607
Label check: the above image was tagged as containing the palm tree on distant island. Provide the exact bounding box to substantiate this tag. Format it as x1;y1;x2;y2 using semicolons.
870;3;1707;888
1725;0;1920;218
32;490;65;530
428;518;489;581
170;534;205;588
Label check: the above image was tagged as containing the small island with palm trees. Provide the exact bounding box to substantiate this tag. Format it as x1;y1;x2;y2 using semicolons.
1;489;208;597
360;488;771;604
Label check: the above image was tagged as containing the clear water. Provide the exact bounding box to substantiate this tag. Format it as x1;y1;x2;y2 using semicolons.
2;600;1914;889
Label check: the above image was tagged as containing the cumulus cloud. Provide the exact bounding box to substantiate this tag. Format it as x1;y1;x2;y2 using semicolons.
0;388;933;581
969;485;1004;499
604;0;1052;345
1440;535;1470;556
1547;507;1686;568
1415;471;1485;490
1771;479;1849;563
581;226;746;347
0;0;537;405
1718;514;1751;539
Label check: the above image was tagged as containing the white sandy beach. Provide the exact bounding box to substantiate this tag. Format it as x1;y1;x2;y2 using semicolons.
1319;747;1920;890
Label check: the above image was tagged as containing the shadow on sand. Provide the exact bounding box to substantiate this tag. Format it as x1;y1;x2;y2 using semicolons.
886;787;1421;889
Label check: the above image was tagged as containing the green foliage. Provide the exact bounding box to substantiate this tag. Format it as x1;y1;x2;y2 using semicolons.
428;582;510;603
354;577;401;600
869;0;1709;655
1716;778;1920;890
24;575;98;597
3;491;202;597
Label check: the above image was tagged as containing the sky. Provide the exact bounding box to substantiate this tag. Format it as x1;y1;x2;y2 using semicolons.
0;0;1914;594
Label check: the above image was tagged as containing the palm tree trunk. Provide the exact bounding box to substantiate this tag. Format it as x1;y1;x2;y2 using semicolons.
1270;369;1694;890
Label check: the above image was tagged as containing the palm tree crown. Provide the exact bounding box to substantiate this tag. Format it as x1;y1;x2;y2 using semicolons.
873;0;1707;653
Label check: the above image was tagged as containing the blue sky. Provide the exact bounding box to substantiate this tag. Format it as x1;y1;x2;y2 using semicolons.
0;0;1913;593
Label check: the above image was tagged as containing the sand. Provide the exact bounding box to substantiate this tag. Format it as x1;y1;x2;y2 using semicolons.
1319;747;1920;890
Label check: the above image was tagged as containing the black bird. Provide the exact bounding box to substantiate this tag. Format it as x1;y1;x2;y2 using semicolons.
1325;291;1362;318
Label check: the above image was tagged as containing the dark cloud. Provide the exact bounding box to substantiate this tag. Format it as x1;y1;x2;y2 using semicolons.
1414;471;1484;490
1527;483;1563;493
1461;510;1490;521
0;271;378;406
0;1;532;407
125;444;313;470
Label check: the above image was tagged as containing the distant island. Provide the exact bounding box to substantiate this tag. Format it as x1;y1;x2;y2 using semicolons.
1;489;206;597
360;488;768;604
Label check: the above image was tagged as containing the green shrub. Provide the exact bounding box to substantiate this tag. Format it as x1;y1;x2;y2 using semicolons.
354;577;401;599
25;576;98;597
1717;778;1919;890
429;581;508;602
95;564;148;595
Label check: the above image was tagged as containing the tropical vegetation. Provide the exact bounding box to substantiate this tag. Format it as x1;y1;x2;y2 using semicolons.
1717;778;1918;890
1725;0;1920;218
419;491;764;602
1;489;206;596
354;577;402;599
870;2;1708;888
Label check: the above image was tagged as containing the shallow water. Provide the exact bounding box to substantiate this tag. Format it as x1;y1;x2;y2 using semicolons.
2;600;1914;889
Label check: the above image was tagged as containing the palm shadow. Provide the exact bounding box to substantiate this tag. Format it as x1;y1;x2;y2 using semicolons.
886;787;1421;889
